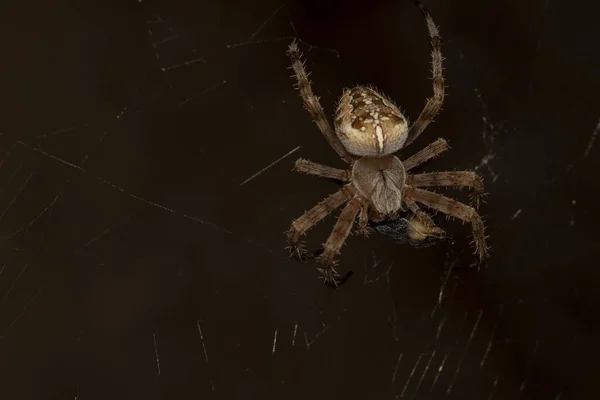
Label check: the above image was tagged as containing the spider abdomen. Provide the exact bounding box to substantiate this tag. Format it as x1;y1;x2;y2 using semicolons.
335;86;409;157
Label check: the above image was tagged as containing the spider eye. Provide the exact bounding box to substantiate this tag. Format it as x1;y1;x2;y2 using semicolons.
334;87;408;157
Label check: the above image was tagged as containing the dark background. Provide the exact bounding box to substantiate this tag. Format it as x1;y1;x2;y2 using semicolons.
0;0;598;399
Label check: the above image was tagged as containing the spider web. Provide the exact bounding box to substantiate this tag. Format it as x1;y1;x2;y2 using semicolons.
0;0;597;399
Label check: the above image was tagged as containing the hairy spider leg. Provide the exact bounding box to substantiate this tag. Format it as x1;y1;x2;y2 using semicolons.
407;171;484;208
404;1;446;146
287;41;354;164
356;201;371;236
403;198;447;242
402;138;449;171
317;197;363;286
286;187;353;260
404;187;488;261
293;158;350;181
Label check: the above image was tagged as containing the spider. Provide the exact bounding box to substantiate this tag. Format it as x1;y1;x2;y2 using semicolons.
285;1;488;287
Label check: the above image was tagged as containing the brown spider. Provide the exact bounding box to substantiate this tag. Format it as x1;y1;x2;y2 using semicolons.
285;1;488;286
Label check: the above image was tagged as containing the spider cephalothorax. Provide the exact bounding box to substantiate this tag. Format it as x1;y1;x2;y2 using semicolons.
352;154;406;216
285;1;489;287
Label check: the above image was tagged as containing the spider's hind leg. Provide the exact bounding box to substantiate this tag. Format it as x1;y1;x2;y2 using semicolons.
287;40;354;164
404;1;446;146
401;138;450;171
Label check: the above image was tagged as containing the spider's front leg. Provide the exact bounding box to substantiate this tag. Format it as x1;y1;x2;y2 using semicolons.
318;197;363;287
286;187;352;261
405;187;489;262
407;171;485;209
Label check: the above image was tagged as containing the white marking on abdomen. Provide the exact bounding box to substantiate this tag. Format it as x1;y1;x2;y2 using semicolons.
375;125;384;152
